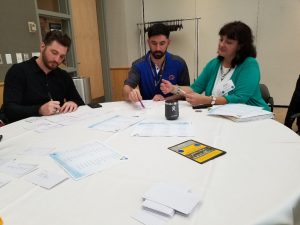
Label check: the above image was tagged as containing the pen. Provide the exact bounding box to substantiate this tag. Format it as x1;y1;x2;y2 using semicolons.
0;135;3;142
139;99;145;108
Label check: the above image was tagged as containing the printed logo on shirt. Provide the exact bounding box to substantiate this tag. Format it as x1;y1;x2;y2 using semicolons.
168;75;175;81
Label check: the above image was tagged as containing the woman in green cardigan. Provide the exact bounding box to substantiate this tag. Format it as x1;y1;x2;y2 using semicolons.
160;21;270;111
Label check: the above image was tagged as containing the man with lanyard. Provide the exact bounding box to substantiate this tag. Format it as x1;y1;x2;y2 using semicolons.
123;23;190;103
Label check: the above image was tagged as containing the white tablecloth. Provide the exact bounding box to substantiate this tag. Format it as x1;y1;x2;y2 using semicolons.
0;100;300;225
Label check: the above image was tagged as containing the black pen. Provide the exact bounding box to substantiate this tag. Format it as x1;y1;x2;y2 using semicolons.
0;135;3;142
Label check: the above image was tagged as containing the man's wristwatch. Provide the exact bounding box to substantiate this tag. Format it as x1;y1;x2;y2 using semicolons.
211;96;216;105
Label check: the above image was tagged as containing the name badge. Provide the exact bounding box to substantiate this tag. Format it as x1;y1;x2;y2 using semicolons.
221;80;235;95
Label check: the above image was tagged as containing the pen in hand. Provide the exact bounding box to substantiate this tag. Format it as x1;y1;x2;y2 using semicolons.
139;98;145;108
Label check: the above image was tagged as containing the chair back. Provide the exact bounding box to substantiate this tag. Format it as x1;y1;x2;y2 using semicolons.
260;84;274;112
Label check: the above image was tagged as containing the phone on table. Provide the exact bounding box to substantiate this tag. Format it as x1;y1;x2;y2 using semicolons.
192;104;212;109
87;103;102;108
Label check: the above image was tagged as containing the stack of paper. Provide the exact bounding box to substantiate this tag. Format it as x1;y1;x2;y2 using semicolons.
133;183;201;225
208;104;274;122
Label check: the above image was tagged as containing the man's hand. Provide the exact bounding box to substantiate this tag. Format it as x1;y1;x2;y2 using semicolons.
152;94;165;101
60;101;78;113
128;89;143;103
39;101;61;116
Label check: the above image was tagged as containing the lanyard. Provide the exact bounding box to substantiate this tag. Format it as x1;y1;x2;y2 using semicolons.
148;55;166;87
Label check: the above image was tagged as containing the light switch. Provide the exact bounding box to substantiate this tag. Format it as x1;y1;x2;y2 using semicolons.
28;22;37;33
5;54;12;64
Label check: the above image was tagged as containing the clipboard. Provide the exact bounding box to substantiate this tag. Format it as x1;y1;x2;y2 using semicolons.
168;140;226;164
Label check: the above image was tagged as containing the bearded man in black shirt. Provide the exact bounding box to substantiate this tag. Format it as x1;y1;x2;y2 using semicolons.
2;30;84;123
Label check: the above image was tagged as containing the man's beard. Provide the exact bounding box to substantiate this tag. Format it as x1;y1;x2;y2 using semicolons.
41;49;59;71
151;50;166;60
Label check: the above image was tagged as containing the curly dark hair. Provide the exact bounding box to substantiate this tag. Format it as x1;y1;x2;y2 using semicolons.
147;23;170;39
43;30;71;49
218;21;256;67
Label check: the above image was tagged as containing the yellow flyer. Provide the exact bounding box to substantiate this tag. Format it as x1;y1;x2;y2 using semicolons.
168;140;226;164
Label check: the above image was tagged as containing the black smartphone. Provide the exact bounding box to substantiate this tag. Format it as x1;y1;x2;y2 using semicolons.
192;104;212;109
87;103;102;108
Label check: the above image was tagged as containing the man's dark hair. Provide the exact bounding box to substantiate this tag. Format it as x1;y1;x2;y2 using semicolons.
218;21;256;67
147;23;170;39
43;30;71;49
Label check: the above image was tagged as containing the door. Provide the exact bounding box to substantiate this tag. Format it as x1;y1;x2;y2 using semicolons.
70;0;104;100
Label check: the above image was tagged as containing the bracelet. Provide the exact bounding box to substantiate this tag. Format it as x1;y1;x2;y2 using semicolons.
171;85;180;95
175;86;183;95
211;95;216;105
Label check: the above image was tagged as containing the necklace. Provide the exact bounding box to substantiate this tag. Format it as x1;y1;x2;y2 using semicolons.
220;65;232;81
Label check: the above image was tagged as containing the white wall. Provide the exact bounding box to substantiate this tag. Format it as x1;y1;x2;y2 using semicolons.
104;0;300;105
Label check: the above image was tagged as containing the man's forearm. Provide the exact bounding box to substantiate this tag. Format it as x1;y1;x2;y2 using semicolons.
123;85;133;101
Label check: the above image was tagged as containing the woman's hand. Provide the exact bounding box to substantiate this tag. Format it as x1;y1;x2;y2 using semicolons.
185;92;209;106
160;79;175;94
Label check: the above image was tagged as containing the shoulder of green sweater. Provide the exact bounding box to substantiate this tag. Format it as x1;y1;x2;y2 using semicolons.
205;57;221;68
241;57;258;65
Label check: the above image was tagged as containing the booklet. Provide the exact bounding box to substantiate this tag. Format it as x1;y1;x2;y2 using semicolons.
168;140;226;164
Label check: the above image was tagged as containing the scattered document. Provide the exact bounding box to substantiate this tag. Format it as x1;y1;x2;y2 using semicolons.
0;161;38;178
49;141;124;180
132;209;170;225
133;182;201;225
23;118;62;133
142;200;175;217
0;177;11;188
18;146;55;156
143;182;201;215
89;115;143;132
131;121;194;137
25;169;68;189
208;104;274;122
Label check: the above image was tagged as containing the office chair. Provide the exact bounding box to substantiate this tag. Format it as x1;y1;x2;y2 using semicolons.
260;84;274;112
284;75;300;134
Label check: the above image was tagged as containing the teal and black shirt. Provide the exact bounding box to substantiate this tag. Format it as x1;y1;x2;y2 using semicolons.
191;57;270;111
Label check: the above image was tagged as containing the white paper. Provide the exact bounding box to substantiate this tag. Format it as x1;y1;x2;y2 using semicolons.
132;121;194;137
0;161;38;178
132;209;170;225
143;183;201;215
49;141;124;180
32;52;40;57
208;104;273;121
89;115;143;132
25;169;68;189
0;176;11;188
16;53;23;63
142;200;175;217
5;54;12;64
18;146;54;156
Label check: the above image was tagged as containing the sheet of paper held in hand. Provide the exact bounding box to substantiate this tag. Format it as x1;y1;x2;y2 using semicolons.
49;141;124;180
